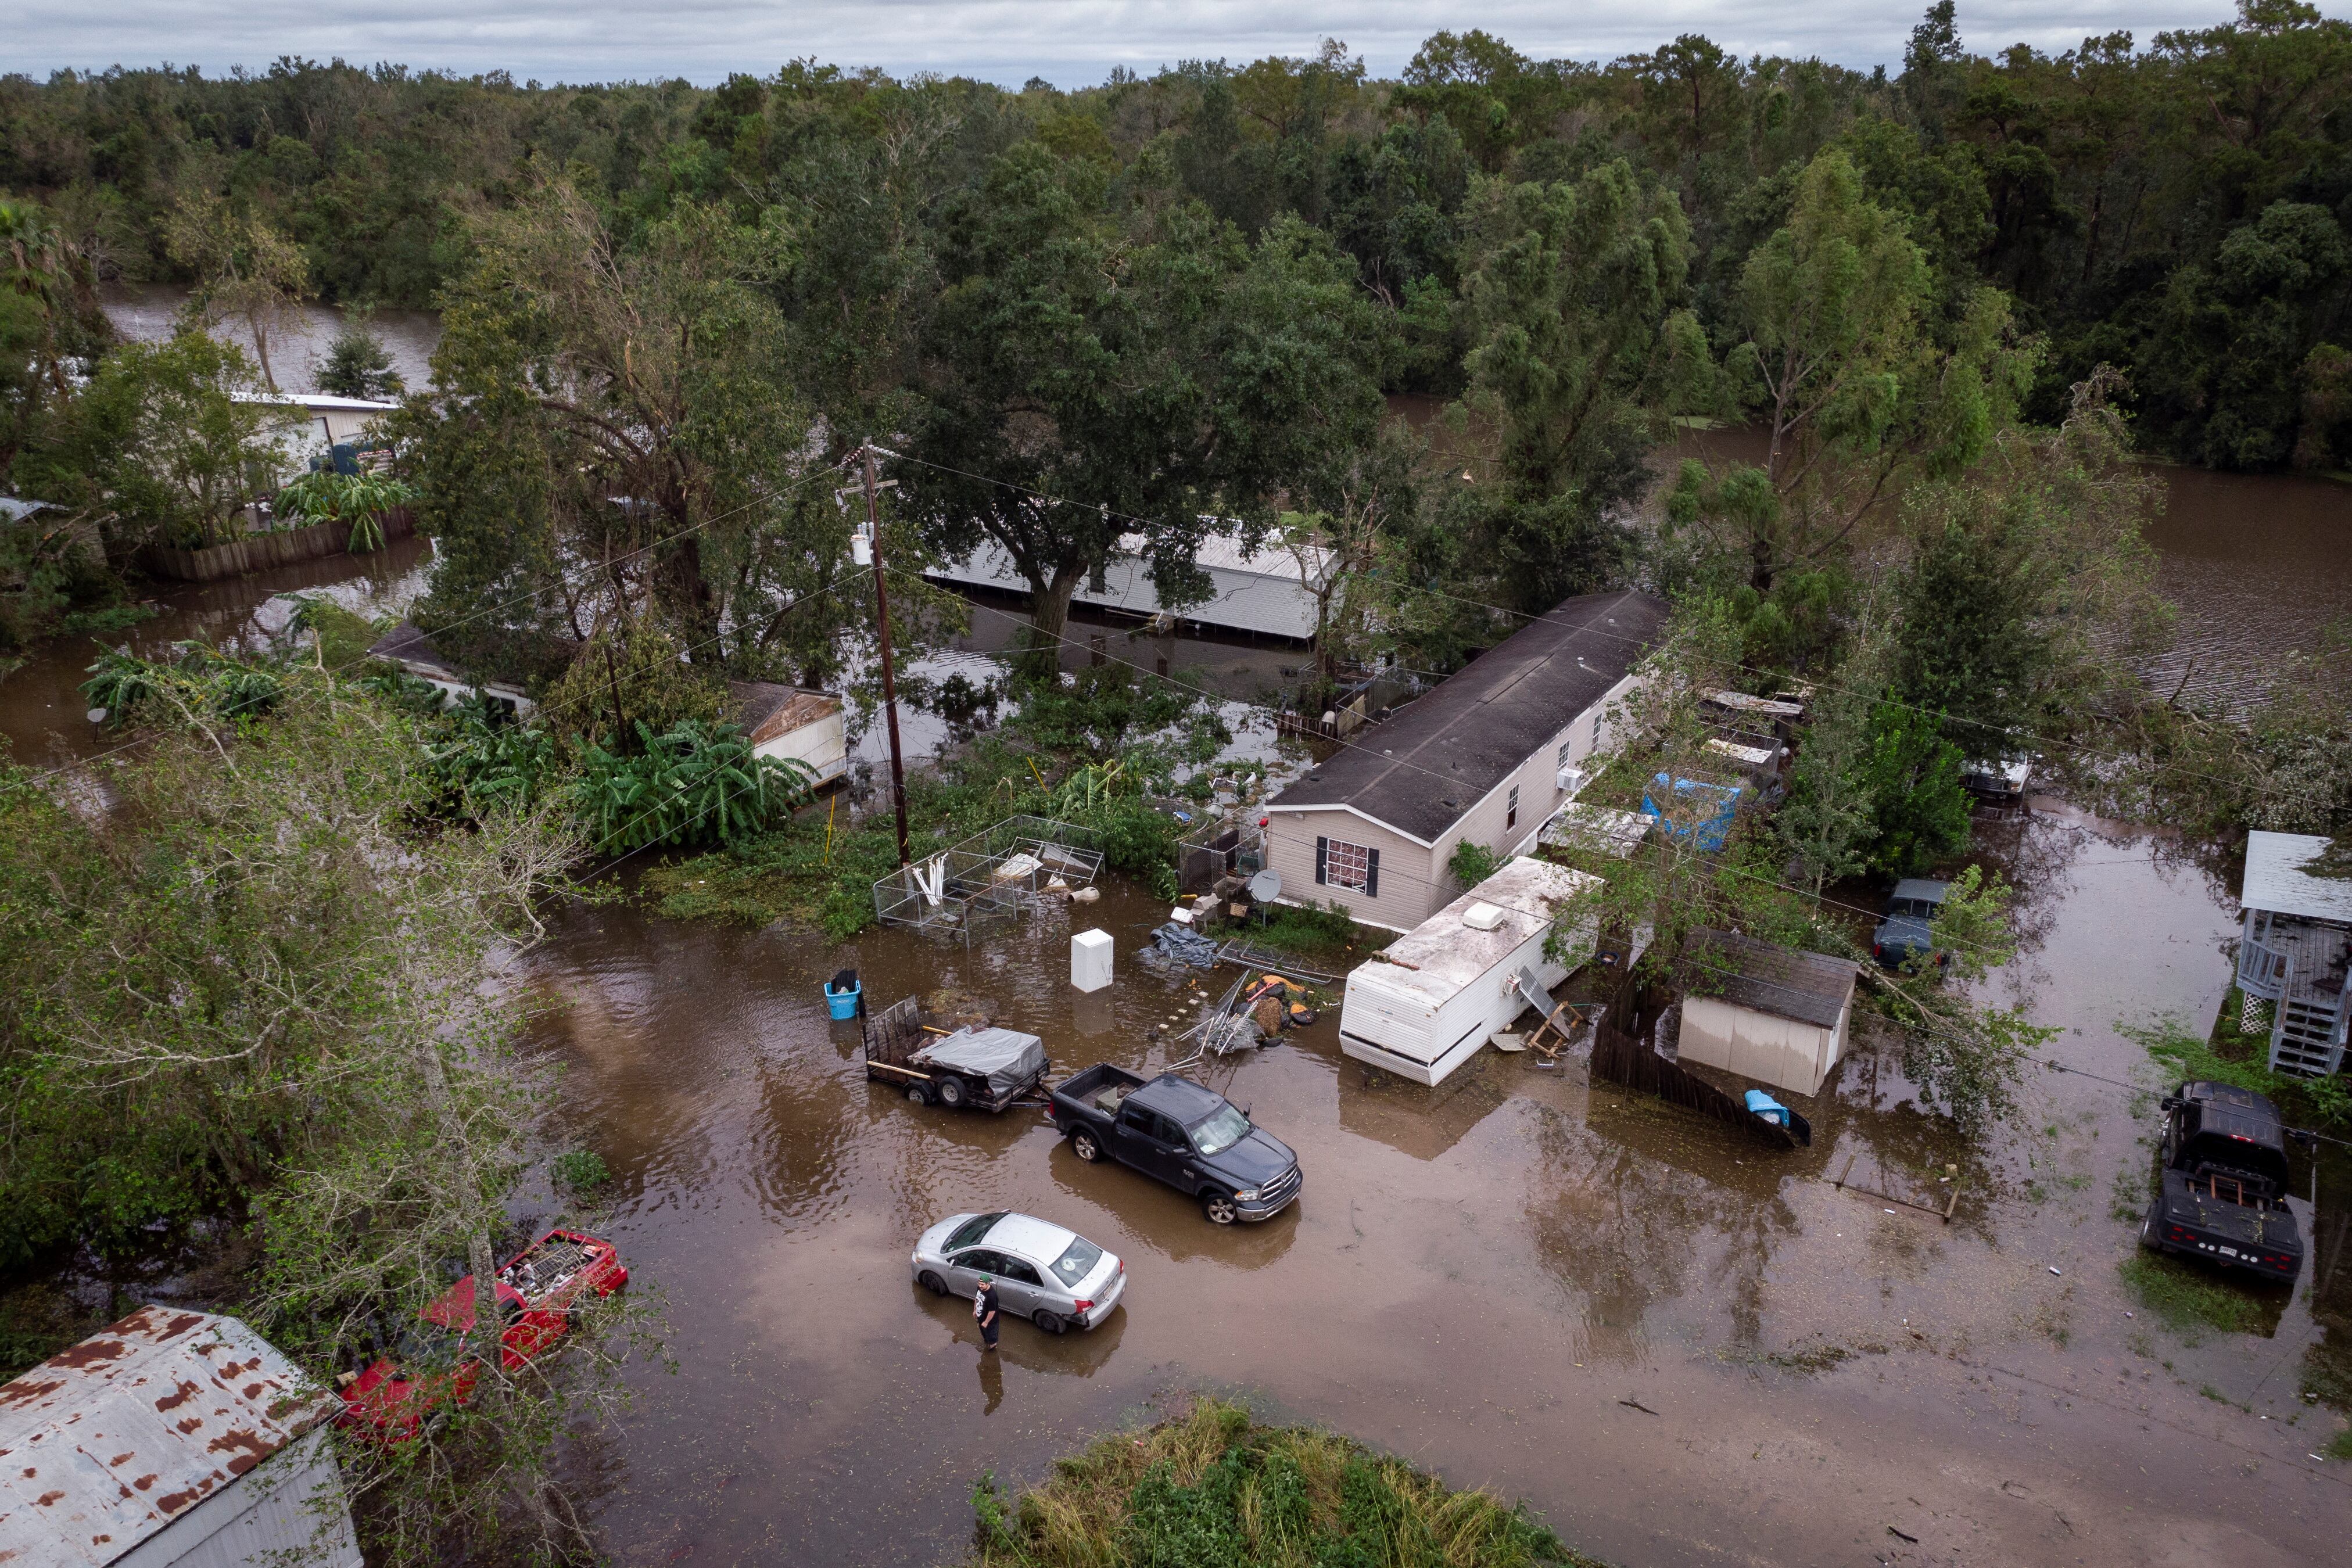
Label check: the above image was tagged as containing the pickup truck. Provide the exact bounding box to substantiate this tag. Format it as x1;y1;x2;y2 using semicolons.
1048;1064;1303;1225
2140;1080;2304;1285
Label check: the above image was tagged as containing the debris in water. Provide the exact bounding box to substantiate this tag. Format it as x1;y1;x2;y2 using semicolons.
1618;1398;1659;1415
2047;1266;2062;1276
1887;1526;1919;1544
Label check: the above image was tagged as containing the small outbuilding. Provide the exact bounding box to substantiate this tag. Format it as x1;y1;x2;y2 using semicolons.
2236;830;2351;1077
1338;856;1600;1086
725;680;847;786
0;1305;360;1567
366;620;537;717
1674;929;1858;1097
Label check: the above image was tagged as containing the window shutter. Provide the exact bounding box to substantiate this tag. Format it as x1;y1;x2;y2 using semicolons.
1364;848;1380;898
1314;836;1328;885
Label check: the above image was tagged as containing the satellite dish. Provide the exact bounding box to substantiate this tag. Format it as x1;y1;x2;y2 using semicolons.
1248;869;1283;904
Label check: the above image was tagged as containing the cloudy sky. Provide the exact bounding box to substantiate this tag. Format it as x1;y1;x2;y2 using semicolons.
8;3;2341;87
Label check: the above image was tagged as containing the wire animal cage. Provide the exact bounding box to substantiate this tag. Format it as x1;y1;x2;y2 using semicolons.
872;815;1107;937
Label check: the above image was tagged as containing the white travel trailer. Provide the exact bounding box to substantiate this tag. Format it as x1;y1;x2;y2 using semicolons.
1337;856;1598;1086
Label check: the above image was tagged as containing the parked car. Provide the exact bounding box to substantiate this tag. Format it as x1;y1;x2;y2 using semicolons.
910;1211;1125;1333
2141;1081;2304;1284
1960;756;2030;802
1049;1064;1302;1224
1872;878;1950;970
336;1229;628;1440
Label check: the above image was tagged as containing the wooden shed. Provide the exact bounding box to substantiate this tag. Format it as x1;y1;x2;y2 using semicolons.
0;1305;360;1567
1674;929;1858;1097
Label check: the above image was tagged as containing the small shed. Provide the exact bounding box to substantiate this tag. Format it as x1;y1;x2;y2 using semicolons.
0;1305;360;1567
725;680;847;785
1338;856;1600;1086
1675;929;1858;1097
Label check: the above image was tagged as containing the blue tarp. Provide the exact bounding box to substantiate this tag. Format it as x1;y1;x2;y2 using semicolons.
1640;774;1743;852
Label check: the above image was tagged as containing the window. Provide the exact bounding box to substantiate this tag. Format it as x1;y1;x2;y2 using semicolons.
1191;1104;1251;1156
1050;1238;1104;1287
948;1213;1005;1250
1507;785;1520;831
997;1258;1045;1287
1320;837;1372;892
1558;740;1574;769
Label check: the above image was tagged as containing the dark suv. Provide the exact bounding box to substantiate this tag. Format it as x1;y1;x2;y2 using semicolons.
2142;1081;2303;1284
1872;878;1949;970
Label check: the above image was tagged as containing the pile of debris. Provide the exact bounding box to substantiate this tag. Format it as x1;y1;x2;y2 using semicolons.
1138;923;1222;972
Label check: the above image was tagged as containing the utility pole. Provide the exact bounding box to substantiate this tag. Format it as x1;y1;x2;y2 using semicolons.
859;442;912;867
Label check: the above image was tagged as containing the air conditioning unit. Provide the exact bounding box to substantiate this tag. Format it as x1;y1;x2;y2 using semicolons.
1556;766;1590;798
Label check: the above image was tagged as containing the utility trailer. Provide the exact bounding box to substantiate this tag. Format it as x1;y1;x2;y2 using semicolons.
861;994;1049;1111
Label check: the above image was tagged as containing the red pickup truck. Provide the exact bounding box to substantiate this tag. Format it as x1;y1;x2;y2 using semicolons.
338;1228;628;1439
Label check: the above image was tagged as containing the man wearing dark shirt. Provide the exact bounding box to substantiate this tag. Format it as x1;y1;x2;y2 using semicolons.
974;1274;1001;1351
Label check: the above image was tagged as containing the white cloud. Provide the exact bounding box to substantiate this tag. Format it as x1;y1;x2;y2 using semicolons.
6;2;2335;87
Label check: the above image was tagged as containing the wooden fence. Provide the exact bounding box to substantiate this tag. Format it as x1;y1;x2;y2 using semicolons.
138;507;415;584
1587;983;1808;1150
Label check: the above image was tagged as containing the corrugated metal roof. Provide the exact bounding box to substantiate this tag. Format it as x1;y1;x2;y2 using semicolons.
0;1307;334;1567
725;681;841;746
2242;831;2352;923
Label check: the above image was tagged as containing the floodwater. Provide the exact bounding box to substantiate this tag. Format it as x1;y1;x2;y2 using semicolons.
99;284;442;393
1;415;2347;1565
529;807;2350;1566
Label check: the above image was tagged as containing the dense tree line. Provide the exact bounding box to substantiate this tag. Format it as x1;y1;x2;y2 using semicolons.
3;3;2346;470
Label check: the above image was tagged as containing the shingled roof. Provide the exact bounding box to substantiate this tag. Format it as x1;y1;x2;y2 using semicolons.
1678;929;1858;1029
1266;589;1668;844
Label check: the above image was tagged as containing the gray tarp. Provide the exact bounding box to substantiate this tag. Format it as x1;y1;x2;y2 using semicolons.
912;1026;1048;1098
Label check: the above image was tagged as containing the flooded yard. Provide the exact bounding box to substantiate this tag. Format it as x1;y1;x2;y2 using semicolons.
2;448;2347;1565
527;807;2347;1565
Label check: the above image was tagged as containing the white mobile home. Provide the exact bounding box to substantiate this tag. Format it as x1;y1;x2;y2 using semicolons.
1338;856;1599;1086
1264;589;1668;931
928;527;1333;643
0;1305;360;1568
1673;928;1858;1097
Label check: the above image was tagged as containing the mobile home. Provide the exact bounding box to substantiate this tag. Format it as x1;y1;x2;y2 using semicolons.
1337;856;1600;1086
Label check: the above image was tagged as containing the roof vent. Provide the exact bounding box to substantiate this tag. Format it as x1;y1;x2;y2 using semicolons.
1461;901;1506;931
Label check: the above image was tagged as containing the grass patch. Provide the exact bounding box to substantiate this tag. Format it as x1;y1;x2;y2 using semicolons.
1239;900;1393;961
967;1397;1598;1568
2118;1253;2271;1343
2325;1427;2352;1462
2124;1005;2352;1135
56;602;160;638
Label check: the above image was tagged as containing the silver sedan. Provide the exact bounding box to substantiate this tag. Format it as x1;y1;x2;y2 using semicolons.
910;1210;1126;1334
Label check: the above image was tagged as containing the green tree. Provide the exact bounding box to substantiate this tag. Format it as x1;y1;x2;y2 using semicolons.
315;315;403;399
1854;700;1972;875
906;142;1386;676
163;191;312;390
1452;158;1705;609
71;331;281;550
1669;147;2038;594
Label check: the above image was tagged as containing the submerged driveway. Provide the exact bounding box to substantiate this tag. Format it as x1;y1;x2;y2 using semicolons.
533;809;2348;1566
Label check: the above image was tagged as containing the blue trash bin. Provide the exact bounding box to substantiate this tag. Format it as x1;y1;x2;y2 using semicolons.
1743;1089;1791;1127
824;968;861;1021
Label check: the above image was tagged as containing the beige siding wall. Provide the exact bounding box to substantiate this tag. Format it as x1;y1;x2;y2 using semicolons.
1426;673;1644;903
1264;810;1438;931
1677;996;1836;1097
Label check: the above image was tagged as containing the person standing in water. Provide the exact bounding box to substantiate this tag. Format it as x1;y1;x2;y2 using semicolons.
974;1273;1001;1352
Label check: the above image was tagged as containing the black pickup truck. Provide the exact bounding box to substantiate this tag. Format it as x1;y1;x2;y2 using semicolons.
2140;1080;2304;1285
1048;1064;1303;1225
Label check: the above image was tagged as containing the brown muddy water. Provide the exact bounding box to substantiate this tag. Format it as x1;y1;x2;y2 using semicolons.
3;477;2351;1564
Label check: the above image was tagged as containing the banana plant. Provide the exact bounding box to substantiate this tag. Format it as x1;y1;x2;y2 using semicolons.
275;470;417;552
574;720;816;851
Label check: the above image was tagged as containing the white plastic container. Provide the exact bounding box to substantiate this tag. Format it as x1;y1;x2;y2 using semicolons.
1071;928;1114;993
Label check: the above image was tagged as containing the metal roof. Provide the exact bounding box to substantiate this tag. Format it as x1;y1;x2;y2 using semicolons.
2241;832;2352;923
1267;590;1668;843
1354;857;1598;1007
1679;930;1858;1029
0;1307;334;1567
725;681;841;745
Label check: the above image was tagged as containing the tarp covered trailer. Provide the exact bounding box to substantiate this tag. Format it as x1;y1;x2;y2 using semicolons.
1338;857;1601;1086
861;995;1048;1111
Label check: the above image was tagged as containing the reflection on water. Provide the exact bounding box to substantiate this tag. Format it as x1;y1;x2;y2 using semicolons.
505;803;2347;1566
99;284;442;393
